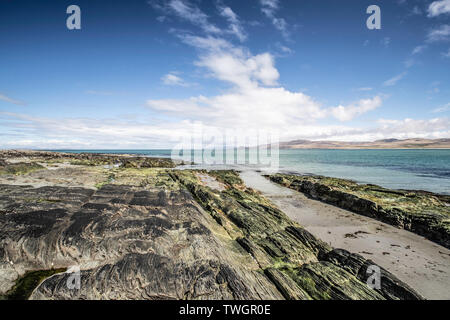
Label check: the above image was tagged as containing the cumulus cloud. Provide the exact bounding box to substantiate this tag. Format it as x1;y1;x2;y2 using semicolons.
196;49;279;88
427;0;450;17
148;33;382;129
179;35;279;88
329;97;383;122
147;87;326;129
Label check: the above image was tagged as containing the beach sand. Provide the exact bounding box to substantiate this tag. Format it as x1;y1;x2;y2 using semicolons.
240;170;450;300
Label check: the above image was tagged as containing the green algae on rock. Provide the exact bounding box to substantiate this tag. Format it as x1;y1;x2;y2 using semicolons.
171;170;422;300
0;268;66;300
0;162;45;176
267;173;450;249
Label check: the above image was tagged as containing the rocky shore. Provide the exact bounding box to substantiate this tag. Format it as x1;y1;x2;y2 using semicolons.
0;151;424;300
267;174;450;249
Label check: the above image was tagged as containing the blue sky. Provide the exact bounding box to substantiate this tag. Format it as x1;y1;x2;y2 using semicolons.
0;0;449;148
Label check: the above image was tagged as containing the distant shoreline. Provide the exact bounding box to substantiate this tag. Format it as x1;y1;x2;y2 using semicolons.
278;138;450;150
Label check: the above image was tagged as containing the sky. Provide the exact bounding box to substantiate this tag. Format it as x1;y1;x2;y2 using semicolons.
0;0;449;149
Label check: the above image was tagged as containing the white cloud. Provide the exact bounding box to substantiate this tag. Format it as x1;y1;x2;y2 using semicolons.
355;87;373;92
150;0;248;42
329;97;383;122
260;0;279;16
196;50;280;88
275;43;293;56
149;0;221;34
259;0;289;39
432;103;450;113
149;34;382;127
410;5;422;15
383;72;407;86
404;58;416;68
147;87;327;129
427;0;450;17
412;45;427;55
218;6;247;42
161;72;190;86
0;93;26;106
0;111;194;149
427;24;450;42
3;111;448;148
375;118;450;139
179;35;279;89
179;34;232;51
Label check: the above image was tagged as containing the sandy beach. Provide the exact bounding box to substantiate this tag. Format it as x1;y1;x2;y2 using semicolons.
240;170;450;300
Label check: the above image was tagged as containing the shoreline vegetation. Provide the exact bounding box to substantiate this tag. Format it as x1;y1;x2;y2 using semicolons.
0;150;447;300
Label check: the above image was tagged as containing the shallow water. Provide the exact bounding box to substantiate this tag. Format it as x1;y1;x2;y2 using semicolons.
278;149;450;194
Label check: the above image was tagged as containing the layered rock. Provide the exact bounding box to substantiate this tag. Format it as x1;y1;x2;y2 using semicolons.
0;183;281;300
170;170;422;300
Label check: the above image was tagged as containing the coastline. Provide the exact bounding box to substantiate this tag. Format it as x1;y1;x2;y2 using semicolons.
240;171;450;299
1;150;448;299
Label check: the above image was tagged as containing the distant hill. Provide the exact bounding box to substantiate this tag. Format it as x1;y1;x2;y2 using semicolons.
279;138;450;149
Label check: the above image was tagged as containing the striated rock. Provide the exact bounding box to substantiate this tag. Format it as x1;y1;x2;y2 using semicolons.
0;182;282;300
287;261;384;300
323;249;422;300
171;170;423;300
264;268;312;300
268;174;450;249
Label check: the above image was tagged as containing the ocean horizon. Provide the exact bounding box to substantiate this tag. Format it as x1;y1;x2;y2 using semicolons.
48;148;450;195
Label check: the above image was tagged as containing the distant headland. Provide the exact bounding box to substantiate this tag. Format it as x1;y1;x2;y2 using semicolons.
279;138;450;149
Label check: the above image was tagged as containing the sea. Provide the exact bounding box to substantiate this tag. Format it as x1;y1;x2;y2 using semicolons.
52;149;450;195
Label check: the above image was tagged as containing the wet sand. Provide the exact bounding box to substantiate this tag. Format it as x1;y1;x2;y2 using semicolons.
240;170;450;300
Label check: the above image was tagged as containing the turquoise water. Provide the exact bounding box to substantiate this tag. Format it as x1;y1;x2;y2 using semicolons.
278;149;450;194
52;149;450;194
